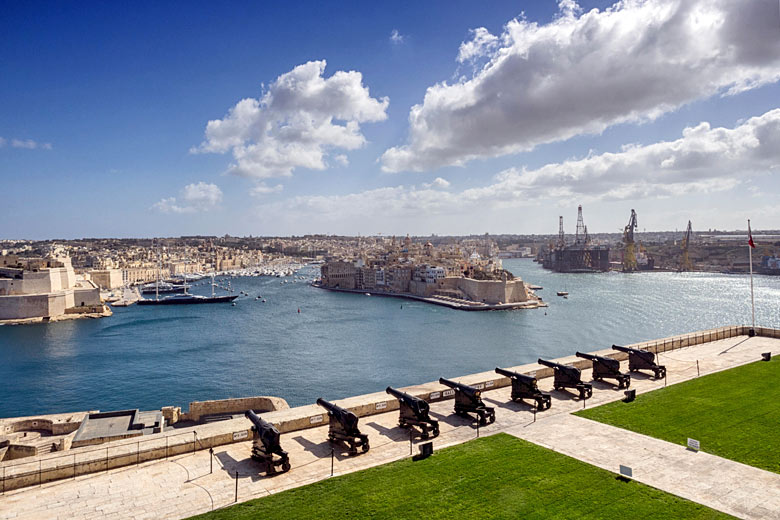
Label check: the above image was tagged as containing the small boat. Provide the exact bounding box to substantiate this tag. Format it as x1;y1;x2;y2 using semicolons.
557;291;569;297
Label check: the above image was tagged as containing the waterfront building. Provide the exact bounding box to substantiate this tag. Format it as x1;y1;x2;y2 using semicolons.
89;268;124;289
0;254;103;321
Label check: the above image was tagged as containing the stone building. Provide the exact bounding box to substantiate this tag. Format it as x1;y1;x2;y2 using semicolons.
0;255;102;320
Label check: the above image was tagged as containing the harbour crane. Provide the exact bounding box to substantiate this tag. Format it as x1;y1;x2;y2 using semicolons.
680;220;693;271
623;209;638;272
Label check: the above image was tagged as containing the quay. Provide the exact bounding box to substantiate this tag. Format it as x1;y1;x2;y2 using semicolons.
311;281;546;311
1;325;778;519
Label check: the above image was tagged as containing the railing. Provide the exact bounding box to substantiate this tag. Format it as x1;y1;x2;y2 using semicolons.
1;429;211;494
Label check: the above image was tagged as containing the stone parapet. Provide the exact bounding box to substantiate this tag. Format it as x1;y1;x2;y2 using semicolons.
0;324;772;492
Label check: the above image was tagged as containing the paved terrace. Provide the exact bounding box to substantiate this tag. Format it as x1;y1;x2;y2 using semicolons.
1;330;779;520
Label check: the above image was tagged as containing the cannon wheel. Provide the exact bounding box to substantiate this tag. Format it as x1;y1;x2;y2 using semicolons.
362;442;370;453
432;427;440;438
281;461;291;472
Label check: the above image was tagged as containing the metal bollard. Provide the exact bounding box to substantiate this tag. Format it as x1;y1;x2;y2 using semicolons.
234;470;238;502
697;360;700;377
330;448;335;476
209;448;213;474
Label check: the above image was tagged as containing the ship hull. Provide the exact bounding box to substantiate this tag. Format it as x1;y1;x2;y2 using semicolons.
137;295;238;305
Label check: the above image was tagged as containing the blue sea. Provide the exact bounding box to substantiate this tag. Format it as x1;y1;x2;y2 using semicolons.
1;259;778;418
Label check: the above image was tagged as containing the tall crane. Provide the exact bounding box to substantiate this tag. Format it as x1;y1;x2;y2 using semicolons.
557;216;565;248
574;205;589;245
623;209;638;272
680;221;693;271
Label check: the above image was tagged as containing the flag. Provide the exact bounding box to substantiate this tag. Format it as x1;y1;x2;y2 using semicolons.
748;220;756;249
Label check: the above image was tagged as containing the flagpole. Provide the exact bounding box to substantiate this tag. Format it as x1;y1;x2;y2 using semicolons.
748;219;756;332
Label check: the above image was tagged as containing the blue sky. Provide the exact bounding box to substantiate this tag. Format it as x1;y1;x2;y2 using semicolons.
2;0;779;239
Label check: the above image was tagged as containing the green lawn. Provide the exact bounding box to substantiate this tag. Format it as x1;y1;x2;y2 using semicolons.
577;358;779;474
192;433;730;520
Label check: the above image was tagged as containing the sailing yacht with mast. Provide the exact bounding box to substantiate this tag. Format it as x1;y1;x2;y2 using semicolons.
137;240;238;306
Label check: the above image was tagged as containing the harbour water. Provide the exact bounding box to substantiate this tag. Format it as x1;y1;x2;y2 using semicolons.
1;259;778;418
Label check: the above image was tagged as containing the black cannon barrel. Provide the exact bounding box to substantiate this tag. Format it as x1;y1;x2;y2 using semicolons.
245;409;268;429
612;344;641;354
386;386;427;407
495;367;536;384
316;397;349;415
575;351;599;361
439;377;480;397
537;358;564;369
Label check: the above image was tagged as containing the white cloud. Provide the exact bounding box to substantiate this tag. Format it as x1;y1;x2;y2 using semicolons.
382;0;780;172
277;108;780;219
457;27;499;63
193;60;388;179
390;29;404;45
250;182;284;196
422;177;451;189
154;182;223;213
0;137;52;150
333;154;349;167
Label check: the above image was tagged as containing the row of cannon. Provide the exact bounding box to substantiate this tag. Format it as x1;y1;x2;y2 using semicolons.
243;344;666;475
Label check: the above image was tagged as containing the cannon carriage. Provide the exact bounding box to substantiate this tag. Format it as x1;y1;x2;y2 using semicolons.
316;398;370;456
495;367;551;410
438;377;496;425
386;386;440;439
575;351;631;389
245;410;290;475
612;345;666;379
537;358;593;399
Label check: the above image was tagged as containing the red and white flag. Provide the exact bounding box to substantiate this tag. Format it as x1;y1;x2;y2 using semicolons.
748;220;756;249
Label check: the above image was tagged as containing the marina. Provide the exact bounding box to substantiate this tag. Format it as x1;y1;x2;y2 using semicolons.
2;259;779;419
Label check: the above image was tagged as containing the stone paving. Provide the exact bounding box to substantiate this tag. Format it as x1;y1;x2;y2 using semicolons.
0;334;777;520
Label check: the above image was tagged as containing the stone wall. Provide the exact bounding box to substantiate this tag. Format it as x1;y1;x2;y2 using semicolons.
182;396;290;423
0;325;773;493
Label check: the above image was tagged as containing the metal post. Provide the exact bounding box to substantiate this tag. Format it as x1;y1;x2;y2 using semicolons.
234;470;238;502
165;437;168;460
137;441;140;466
664;368;667;387
193;432;196;454
476;421;480;438
73;454;77;479
697;360;700;377
106;447;109;473
39;460;42;486
409;430;413;455
209;448;213;474
533;405;537;423
330;448;334;476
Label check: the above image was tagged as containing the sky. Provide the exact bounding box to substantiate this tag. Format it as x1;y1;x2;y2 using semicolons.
2;0;780;239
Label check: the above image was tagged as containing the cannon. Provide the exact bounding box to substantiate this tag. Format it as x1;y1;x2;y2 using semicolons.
386;387;440;439
316;398;369;455
612;345;666;379
495;367;551;410
245;410;290;474
537;358;593;399
575;352;631;389
438;378;495;425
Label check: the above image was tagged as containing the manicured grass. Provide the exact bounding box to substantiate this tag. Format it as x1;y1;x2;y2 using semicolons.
191;433;730;520
577;358;780;474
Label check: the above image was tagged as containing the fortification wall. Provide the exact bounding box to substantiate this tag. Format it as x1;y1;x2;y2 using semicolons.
183;396;290;423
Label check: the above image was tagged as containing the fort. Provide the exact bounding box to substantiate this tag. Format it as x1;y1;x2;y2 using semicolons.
1;324;777;520
0;251;109;324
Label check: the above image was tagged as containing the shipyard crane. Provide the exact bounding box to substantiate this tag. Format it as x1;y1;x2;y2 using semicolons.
623;209;638;272
557;216;565;248
680;220;693;271
574;205;589;245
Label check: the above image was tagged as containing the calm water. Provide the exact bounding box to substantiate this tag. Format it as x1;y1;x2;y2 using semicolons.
1;259;779;418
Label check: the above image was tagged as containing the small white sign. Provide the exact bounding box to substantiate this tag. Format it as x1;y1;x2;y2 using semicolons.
619;465;633;478
442;389;455;397
485;380;495;388
474;383;484;390
687;438;700;451
375;401;387;410
429;391;441;400
310;415;323;424
233;430;248;441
